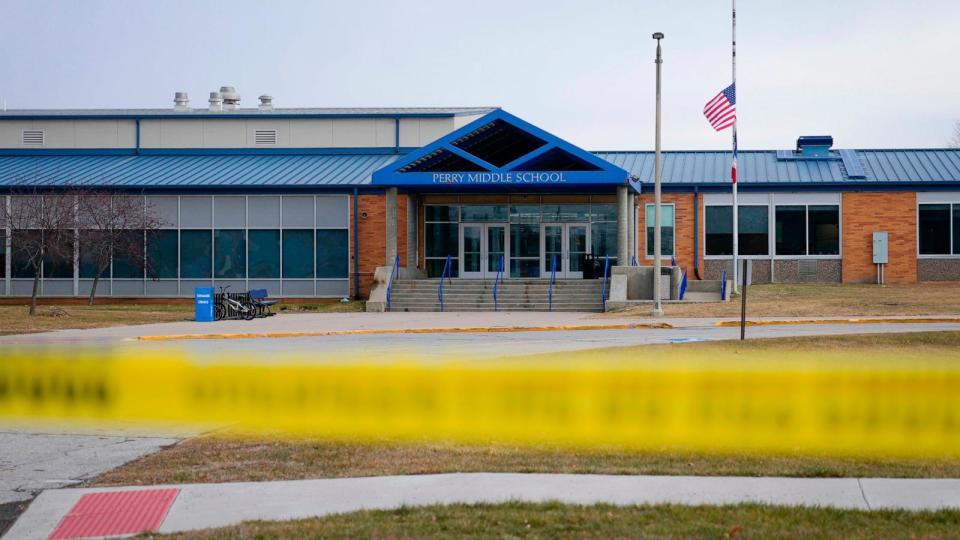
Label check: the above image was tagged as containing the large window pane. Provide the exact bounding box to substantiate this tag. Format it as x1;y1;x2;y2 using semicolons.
509;205;540;224
113;230;144;279
79;230;106;279
591;222;618;258
11;230;38;278
542;204;589;222
705;206;732;256
180;230;212;279
645;204;675;256
43;234;74;279
248;230;280;278
808;205;840;255
316;229;348;278
214;229;245;279
424;205;458;222
461;205;507;222
510;224;540;258
919;204;951;255
739;206;769;256
590;203;617;221
282;229;314;278
954;205;960;255
425;223;458;258
426;258;458;278
775;206;806;255
146;230;178;279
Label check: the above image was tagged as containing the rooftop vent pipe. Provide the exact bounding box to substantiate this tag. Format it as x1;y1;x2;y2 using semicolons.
208;91;223;112
220;86;240;110
173;91;190;111
258;95;273;111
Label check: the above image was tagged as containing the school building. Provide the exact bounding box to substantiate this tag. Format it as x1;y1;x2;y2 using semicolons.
1;89;959;310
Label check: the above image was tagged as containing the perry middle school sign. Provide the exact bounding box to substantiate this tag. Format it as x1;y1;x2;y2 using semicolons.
372;109;629;188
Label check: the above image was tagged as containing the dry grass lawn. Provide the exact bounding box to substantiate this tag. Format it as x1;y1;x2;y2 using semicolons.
609;282;960;318
150;502;960;540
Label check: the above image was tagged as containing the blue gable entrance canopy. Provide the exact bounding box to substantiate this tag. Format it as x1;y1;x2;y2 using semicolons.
372;109;631;190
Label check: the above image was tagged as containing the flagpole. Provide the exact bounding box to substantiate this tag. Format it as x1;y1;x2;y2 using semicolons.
731;0;739;294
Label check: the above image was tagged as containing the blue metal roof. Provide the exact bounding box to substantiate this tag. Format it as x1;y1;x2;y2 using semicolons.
0;154;399;188
1;148;958;190
595;149;960;185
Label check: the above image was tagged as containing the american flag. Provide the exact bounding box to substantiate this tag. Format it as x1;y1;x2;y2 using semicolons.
703;83;736;131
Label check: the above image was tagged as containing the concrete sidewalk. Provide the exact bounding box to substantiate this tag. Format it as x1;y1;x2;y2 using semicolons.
7;473;960;538
1;311;957;344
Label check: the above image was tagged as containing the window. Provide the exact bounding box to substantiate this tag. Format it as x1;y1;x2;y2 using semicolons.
214;230;246;279
146;230;178;279
645;204;675;257
542;204;589;222
316;229;348;278
180;230;212;279
509;223;540;277
590;203;617;221
248;230;280;278
282;229;314;278
425;205;459;278
775;205;839;256
0;232;5;279
591;222;618;260
509;205;541;224
42;234;74;279
918;204;953;255
11;230;38;278
112;230;145;279
79;231;106;279
705;206;733;256
461;205;507;222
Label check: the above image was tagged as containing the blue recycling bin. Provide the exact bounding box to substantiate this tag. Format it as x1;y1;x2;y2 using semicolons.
194;287;214;322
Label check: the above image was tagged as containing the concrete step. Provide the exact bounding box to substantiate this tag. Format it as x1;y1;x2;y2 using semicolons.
682;291;722;302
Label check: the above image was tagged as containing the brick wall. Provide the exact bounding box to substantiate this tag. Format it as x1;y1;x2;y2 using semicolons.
353;193;406;297
841;192;917;283
636;193;701;276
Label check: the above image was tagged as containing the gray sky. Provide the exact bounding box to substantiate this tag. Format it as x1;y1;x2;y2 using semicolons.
1;0;958;150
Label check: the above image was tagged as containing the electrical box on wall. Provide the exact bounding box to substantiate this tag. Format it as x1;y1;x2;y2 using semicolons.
873;232;888;264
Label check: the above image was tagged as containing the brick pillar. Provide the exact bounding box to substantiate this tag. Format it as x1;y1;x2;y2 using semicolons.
616;186;629;265
385;187;398;265
406;194;417;269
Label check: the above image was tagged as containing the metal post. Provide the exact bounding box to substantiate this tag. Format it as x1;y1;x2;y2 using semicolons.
731;0;739;293
739;258;747;340
652;32;665;317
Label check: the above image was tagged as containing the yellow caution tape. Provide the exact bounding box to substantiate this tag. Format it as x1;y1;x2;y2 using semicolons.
2;349;959;458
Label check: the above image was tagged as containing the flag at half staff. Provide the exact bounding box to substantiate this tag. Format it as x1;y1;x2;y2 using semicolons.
703;83;736;131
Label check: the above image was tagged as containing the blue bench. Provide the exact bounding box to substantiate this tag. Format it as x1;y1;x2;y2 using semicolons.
248;288;277;316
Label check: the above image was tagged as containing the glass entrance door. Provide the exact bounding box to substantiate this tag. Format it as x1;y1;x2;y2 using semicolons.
460;223;507;279
541;223;587;278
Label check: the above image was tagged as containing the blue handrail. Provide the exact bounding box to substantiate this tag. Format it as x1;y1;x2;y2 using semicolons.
438;254;452;312
679;269;688;300
630;255;638;266
385;254;400;312
548;254;557;312
492;255;504;312
600;254;611;311
720;269;727;301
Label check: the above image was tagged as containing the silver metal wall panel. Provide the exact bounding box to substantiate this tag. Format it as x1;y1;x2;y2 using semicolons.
282;280;314;296
40;279;73;296
147;196;180;228
10;280;34;296
316;280;349;297
213;279;245;293
112;280;145;296
248;196;281;228
316;196;349;228
78;279;110;298
145;280;179;296
282;196;315;228
214;196;246;229
180;196;213;228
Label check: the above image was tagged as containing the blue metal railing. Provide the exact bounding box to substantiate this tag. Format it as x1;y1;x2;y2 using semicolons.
492;255;504;312
438;254;453;312
630;255;638;266
720;269;727;301
679;270;688;300
385;254;400;312
548;254;557;312
600;254;611;311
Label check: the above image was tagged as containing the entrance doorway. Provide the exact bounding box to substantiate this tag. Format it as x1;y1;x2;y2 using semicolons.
541;223;587;278
460;223;507;279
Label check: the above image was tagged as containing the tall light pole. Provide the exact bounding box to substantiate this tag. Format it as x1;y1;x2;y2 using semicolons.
651;32;664;317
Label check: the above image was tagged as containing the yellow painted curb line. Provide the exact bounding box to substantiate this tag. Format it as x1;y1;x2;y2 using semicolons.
715;317;960;327
138;322;674;341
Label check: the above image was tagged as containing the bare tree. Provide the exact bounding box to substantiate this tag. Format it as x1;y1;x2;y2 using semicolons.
3;189;77;315
76;190;162;305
